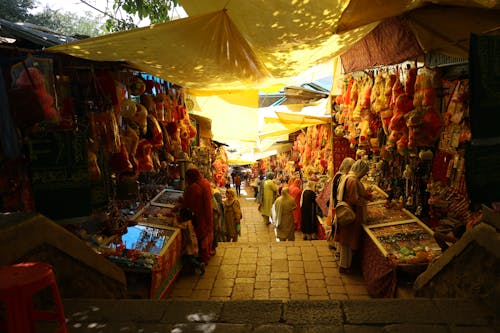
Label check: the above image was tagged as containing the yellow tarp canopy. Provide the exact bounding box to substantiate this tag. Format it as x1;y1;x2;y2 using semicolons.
47;0;499;92
45;0;499;163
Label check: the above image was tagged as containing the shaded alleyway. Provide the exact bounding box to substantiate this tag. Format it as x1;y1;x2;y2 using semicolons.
167;184;374;300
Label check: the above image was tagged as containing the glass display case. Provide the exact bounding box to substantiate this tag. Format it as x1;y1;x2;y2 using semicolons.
105;221;182;299
364;186;442;267
366;202;416;226
150;189;183;208
363;220;442;266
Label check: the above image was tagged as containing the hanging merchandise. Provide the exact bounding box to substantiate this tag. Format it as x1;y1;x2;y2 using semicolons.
9;55;59;129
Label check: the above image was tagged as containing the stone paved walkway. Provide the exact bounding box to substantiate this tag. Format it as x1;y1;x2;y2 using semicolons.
167;185;374;301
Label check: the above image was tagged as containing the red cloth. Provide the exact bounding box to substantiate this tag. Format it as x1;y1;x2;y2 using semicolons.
361;234;397;298
288;179;302;231
183;169;213;263
316;179;332;216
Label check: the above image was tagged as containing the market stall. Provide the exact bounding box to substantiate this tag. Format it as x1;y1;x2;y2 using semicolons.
0;44;214;298
362;197;442;297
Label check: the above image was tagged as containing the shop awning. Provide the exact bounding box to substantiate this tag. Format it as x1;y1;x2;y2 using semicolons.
47;1;499;92
46;0;374;92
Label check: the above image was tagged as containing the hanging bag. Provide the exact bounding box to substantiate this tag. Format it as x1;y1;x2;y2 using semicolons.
334;177;356;227
334;201;356;227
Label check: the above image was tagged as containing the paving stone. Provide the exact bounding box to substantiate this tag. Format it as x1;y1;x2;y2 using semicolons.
253;324;294;333
236;277;256;284
343;299;442;324
307;279;326;288
290;273;306;282
305;272;324;280
329;293;349;300
433;299;492;325
190;289;211;300
166;323;252;333
240;257;258;264
271;279;289;288
290;293;309;300
271;272;289;279
289;282;308;293
270;287;290;298
254;289;270;299
325;276;343;286
237;270;256;278
284;300;343;324
195;278;215;290
297;325;344;333
214;278;235;288
218;270;237;279
342;325;384;332
381;324;449;333
309;295;330;300
220;300;282;324
255;274;271;281
65;321;138;332
345;285;369;295
289;266;305;274
447;326;498;333
161;300;223;324
211;288;232;297
238;264;257;271
255;281;271;289
222;258;240;265
308;288;328;296
169;288;194;297
304;263;324;273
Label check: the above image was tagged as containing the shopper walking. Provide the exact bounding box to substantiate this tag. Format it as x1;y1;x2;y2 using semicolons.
334;159;370;273
273;187;297;241
260;172;279;225
181;168;214;264
224;188;242;242
300;181;319;240
234;173;242;197
212;188;225;244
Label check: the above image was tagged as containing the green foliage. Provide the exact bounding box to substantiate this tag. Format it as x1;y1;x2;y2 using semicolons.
29;6;104;37
104;0;179;31
0;0;36;21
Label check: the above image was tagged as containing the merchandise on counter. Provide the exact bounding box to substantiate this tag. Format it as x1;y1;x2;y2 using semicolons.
366;202;415;226
364;221;441;265
150;188;183;207
132;203;175;226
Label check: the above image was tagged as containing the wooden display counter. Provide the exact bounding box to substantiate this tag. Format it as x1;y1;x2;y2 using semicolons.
105;188;184;299
360;189;442;298
107;222;182;299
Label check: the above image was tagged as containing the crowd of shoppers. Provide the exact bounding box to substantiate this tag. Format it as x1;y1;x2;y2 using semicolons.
177;160;373;276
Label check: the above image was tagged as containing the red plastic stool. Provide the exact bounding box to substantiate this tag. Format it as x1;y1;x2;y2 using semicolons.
0;262;68;333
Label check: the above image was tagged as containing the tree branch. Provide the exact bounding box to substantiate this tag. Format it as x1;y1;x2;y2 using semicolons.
78;0;136;28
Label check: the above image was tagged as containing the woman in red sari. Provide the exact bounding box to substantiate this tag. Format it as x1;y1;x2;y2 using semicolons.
182;168;214;264
288;177;303;231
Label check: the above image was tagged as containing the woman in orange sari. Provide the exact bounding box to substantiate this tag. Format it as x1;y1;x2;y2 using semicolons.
182;168;214;264
288;177;303;231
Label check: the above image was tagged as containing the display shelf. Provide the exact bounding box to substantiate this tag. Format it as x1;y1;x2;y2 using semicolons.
363;220;441;265
366;202;416;226
150;188;183;208
104;222;182;299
